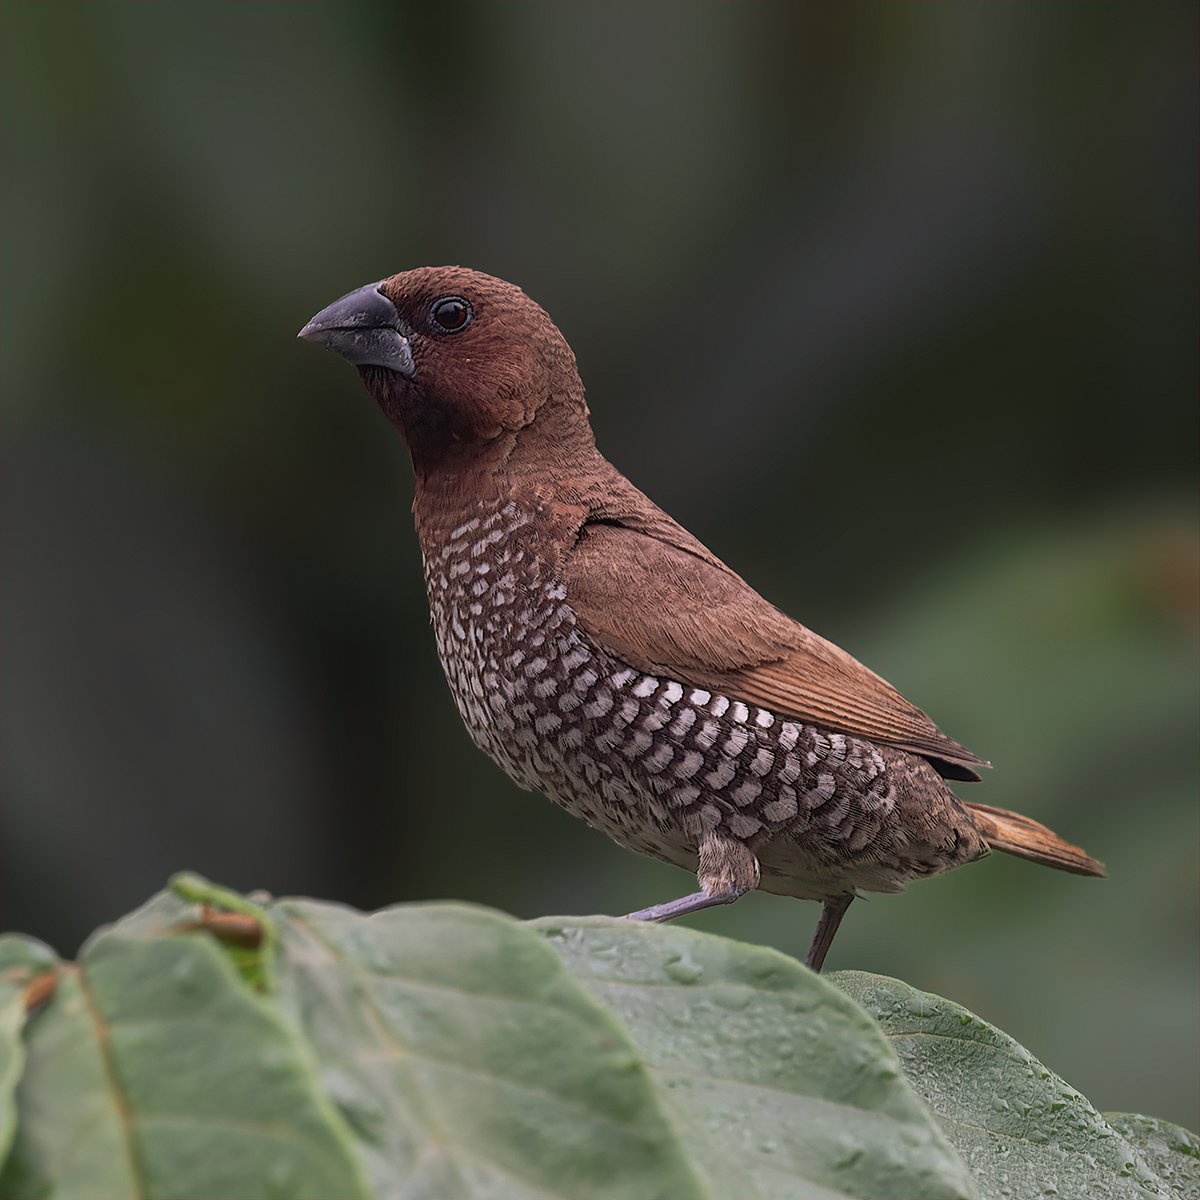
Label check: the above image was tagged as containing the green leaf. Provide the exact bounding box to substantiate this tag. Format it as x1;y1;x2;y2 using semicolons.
0;965;143;1200
1104;1114;1200;1200
4;884;1194;1199
273;899;709;1200
536;917;977;1200
1;919;370;1200
0;937;57;1166
830;971;1181;1199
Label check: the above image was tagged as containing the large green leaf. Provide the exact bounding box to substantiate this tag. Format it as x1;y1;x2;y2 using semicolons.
831;971;1197;1200
272;898;708;1200
0;966;143;1200
1104;1113;1200;1200
535;917;977;1200
2;883;1193;1200
0;907;370;1200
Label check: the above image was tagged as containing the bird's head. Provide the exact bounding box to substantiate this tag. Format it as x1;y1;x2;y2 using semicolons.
299;266;590;472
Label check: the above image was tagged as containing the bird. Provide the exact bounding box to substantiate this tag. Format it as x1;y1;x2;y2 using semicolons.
299;266;1103;971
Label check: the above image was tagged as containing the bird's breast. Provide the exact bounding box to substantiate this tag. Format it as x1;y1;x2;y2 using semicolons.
420;499;582;793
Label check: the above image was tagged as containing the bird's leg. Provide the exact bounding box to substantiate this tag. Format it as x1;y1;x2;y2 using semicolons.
625;833;760;923
625;888;745;922
806;894;855;972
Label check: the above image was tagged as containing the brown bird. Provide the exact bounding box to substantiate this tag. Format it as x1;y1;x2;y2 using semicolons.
300;267;1103;971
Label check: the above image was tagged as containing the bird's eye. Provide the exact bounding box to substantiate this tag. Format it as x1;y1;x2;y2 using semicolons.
430;296;472;333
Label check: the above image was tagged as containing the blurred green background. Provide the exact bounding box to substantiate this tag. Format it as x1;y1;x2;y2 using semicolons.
1;1;1196;1128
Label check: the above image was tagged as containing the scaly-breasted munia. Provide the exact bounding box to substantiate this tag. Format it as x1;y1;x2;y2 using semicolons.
300;267;1102;970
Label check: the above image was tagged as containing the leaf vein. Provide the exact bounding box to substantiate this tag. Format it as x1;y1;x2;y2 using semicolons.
73;967;146;1200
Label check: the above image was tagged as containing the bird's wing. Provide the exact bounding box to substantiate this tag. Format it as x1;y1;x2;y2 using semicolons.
564;519;988;780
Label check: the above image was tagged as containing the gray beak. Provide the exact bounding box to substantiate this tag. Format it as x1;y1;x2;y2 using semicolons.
298;282;415;377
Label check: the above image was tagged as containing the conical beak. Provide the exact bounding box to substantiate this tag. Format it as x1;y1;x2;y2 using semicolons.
298;282;415;377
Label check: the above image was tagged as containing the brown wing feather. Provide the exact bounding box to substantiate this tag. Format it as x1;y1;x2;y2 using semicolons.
565;519;988;780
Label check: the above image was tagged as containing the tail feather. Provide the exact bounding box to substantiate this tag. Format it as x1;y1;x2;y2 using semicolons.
966;802;1105;877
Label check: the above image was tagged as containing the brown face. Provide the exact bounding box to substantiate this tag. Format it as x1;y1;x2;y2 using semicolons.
300;266;580;461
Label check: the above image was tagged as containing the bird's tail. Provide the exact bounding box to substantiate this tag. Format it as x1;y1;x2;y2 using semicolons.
965;802;1105;877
